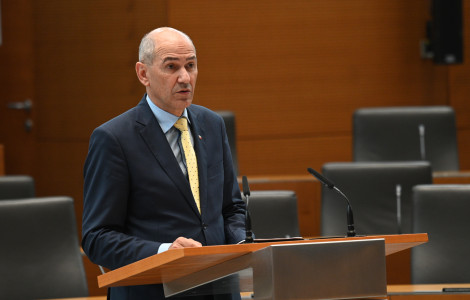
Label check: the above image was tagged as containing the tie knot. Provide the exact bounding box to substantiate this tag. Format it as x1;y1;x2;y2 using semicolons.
174;118;189;132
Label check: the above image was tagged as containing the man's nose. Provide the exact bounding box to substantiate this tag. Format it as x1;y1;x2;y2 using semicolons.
178;68;190;83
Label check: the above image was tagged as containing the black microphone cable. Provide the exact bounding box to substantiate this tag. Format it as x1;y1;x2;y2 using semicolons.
307;168;356;237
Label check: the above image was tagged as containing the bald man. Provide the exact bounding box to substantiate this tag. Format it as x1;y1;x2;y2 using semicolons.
82;27;246;300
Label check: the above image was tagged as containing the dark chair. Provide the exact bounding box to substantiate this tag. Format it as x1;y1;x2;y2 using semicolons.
216;111;239;175
248;190;300;239
353;106;459;171
411;184;470;284
320;161;432;236
0;196;88;299
0;175;35;200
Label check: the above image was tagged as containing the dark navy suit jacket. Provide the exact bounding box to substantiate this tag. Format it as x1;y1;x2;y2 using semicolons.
82;96;246;300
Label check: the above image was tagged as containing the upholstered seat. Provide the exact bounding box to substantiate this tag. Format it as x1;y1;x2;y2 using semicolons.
0;196;88;299
248;190;300;239
411;184;470;284
321;161;432;236
353;106;459;171
0;175;35;200
216;111;239;175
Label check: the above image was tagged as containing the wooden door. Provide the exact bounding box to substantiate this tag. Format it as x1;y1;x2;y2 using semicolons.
0;0;36;176
1;0;168;296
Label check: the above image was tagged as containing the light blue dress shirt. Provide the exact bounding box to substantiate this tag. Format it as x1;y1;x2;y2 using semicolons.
146;95;196;253
146;95;195;176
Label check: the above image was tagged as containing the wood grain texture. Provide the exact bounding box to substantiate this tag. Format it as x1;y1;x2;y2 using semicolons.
166;0;457;176
0;145;4;175
32;0;168;140
0;0;36;175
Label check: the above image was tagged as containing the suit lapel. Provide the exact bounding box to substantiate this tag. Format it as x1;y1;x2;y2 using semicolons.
188;107;208;216
135;97;201;217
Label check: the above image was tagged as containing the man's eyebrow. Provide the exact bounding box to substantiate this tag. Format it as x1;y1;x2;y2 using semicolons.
162;57;179;63
162;56;197;63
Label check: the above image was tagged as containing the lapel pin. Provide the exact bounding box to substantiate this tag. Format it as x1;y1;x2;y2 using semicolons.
198;135;202;140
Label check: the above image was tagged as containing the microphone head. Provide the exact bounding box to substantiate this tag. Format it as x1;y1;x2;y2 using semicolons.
307;167;335;189
242;175;250;196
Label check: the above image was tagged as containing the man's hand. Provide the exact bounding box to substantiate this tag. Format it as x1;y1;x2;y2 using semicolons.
169;237;202;249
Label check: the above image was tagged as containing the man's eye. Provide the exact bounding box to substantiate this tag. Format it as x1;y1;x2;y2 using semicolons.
187;63;195;69
166;64;175;69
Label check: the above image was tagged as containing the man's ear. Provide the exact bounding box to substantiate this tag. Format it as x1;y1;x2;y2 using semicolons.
136;62;149;86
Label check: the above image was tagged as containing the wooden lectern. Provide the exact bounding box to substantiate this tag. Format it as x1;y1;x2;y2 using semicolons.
97;234;427;300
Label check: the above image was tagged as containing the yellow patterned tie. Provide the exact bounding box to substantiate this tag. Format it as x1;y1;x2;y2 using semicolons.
174;118;200;213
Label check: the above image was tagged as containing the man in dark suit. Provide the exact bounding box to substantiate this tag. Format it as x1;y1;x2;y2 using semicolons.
82;27;246;300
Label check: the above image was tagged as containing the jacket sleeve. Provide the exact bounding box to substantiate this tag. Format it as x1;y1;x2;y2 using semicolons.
220;118;247;244
81;126;160;270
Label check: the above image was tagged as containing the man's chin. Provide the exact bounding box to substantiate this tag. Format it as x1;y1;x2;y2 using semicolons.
178;98;193;107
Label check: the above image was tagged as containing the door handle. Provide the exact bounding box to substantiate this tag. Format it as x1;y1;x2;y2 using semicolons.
7;99;34;132
7;99;33;112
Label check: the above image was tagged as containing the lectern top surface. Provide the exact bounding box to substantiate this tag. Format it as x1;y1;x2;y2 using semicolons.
97;233;428;288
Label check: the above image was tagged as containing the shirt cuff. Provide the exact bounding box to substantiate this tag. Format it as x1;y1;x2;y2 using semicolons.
158;243;172;254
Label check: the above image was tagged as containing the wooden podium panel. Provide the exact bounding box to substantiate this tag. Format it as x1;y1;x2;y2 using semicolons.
98;233;428;289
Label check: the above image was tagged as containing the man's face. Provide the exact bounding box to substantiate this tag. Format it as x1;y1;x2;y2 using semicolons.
139;32;198;116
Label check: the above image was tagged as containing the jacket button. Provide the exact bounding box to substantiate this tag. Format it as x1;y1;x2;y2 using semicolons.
202;223;208;230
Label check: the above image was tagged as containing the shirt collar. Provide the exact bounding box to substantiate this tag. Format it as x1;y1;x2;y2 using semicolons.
146;95;189;134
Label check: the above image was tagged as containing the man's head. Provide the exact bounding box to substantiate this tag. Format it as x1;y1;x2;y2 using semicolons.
136;27;198;116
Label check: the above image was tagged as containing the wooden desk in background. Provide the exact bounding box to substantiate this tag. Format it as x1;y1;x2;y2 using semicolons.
388;284;470;299
433;171;470;184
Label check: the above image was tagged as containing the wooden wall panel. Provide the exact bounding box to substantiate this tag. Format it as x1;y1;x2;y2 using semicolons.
457;129;470;170
0;145;4;175
34;141;89;225
0;0;36;176
449;0;470;170
238;135;351;176
32;0;168;141
167;0;453;175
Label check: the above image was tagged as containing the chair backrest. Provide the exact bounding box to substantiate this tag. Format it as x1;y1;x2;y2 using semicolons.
248;190;300;239
0;196;88;299
411;184;470;284
321;161;432;236
0;175;35;200
353;106;459;171
216;111;239;176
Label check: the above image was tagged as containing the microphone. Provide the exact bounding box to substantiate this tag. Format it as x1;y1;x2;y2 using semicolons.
307;167;356;237
242;176;254;243
395;184;402;234
418;124;426;161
